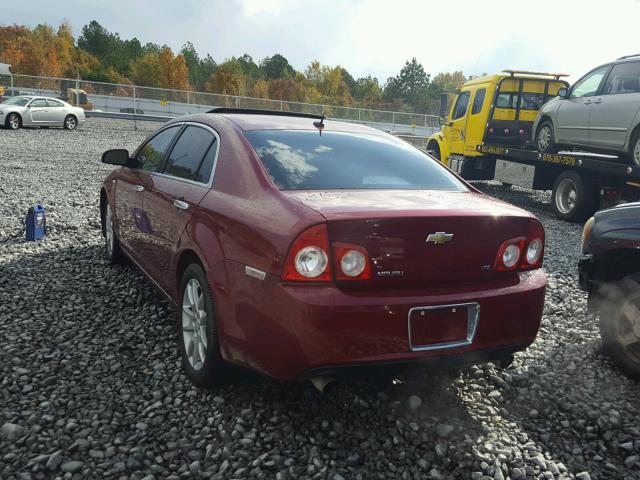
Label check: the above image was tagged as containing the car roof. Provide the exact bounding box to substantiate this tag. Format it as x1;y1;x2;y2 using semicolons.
211;113;386;135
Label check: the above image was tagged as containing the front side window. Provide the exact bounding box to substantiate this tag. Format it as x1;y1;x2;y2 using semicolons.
134;125;180;172
471;89;486;115
570;66;609;98
163;126;215;181
29;99;47;108
245;130;468;191
452;91;471;120
602;62;640;95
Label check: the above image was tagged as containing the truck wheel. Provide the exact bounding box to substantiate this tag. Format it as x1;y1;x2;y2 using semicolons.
427;141;441;161
551;170;596;222
599;277;640;379
536;121;559;154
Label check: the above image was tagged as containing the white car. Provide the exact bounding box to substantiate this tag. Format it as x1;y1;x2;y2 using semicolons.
0;96;86;130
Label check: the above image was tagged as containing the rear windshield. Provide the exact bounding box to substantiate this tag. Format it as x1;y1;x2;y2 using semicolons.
244;130;467;191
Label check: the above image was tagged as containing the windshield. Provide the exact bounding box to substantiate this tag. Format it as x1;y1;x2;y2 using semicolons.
1;96;31;106
245;130;467;191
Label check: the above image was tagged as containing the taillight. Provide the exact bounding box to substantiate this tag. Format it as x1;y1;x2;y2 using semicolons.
494;220;545;271
282;224;332;281
333;243;371;281
494;237;525;271
522;219;545;270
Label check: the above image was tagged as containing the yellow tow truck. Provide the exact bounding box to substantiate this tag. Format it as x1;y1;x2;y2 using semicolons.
426;70;640;221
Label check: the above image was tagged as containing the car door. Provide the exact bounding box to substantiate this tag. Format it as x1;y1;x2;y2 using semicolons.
139;123;219;293
463;87;487;154
27;98;49;125
589;61;640;150
556;65;609;146
45;99;68;125
446;89;471;158
115;124;182;261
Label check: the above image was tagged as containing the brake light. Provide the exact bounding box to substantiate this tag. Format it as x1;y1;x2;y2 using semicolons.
494;220;545;271
282;224;332;281
333;243;371;281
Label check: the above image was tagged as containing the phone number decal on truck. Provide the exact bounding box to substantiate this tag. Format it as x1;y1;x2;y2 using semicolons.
542;153;577;166
478;145;507;155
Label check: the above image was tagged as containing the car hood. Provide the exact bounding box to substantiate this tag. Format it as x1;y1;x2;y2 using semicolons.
285;189;532;221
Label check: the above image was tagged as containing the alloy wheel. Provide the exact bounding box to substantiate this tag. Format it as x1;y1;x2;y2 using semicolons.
65;116;77;130
8;114;19;130
182;278;208;371
537;125;551;152
555;178;577;215
634;138;640;166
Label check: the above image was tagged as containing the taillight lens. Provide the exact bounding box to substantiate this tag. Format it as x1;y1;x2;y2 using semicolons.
494;219;545;271
522;219;545;269
282;224;331;281
333;243;371;280
495;237;525;271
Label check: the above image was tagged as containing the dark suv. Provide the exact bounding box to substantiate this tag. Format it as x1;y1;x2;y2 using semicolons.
579;203;640;377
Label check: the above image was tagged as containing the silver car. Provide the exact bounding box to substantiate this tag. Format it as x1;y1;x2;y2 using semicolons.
0;96;86;131
534;54;640;165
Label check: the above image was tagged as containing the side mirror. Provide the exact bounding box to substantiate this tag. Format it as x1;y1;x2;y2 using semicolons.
101;149;130;166
557;88;568;99
439;116;452;126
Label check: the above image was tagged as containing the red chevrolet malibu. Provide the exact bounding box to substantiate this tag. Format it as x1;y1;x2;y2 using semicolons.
100;108;546;387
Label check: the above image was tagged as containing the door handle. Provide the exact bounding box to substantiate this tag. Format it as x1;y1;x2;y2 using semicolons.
173;199;189;210
135;184;144;192
593;98;602;104
584;100;592;105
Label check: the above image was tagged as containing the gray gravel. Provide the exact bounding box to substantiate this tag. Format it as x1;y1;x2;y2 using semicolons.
1;118;640;480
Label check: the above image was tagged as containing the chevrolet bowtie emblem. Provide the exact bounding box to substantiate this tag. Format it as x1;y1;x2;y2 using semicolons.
426;232;454;245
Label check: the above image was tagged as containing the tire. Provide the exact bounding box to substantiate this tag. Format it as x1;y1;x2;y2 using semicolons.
103;200;124;264
599;277;640;379
6;113;21;130
178;263;226;387
631;131;640;167
64;115;78;130
551;170;596;222
536;120;559;154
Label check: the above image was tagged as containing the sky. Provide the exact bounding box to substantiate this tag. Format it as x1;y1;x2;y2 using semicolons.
2;0;640;84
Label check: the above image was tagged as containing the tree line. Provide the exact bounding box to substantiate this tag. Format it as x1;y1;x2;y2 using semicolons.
0;21;467;114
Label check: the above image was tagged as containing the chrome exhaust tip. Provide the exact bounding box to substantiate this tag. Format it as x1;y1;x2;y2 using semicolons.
310;376;336;393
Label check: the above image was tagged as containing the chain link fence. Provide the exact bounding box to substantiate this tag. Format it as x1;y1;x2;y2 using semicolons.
0;73;439;135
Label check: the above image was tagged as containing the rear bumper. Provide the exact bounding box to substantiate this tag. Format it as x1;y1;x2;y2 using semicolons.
222;269;547;380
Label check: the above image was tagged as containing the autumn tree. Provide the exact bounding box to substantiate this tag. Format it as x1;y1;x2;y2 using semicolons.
206;65;246;96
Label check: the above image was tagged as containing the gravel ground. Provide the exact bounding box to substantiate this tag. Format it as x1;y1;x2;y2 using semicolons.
1;118;640;480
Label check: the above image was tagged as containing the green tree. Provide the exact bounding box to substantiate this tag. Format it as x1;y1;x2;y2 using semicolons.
181;41;216;90
384;58;431;110
260;53;295;80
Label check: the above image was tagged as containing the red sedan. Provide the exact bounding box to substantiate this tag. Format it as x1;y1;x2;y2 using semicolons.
100;108;546;386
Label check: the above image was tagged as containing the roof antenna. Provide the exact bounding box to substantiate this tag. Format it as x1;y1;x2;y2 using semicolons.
313;114;325;136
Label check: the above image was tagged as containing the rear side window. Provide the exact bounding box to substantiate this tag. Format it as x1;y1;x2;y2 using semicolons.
163;126;215;181
245;130;467;191
471;89;486;115
452;91;470;120
134;125;180;172
194;139;218;183
46;99;63;108
602;62;640;94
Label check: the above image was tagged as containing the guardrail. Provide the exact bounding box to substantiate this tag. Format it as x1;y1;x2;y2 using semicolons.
1;73;439;134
